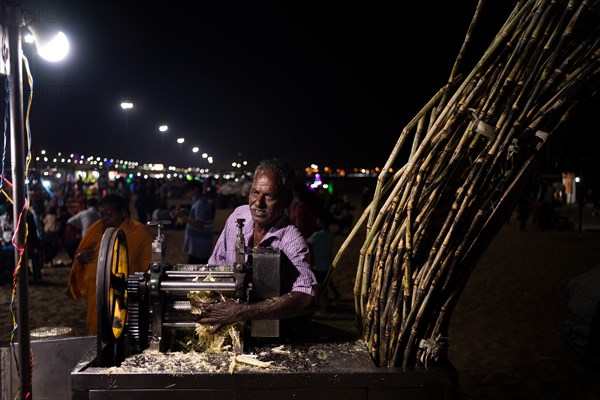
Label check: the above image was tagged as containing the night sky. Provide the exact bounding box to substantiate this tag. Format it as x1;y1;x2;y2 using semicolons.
13;1;597;172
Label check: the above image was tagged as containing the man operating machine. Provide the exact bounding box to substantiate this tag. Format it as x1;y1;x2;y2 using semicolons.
94;158;318;366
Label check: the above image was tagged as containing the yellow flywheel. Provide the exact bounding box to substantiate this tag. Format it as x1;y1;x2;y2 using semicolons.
96;228;129;342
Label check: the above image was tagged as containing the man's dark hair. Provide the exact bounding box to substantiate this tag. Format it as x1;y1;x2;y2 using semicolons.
99;194;129;216
254;158;296;204
88;197;99;208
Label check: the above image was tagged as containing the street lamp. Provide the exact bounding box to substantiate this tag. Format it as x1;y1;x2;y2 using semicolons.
177;137;185;157
22;23;69;62
158;124;168;145
120;101;134;137
1;5;69;399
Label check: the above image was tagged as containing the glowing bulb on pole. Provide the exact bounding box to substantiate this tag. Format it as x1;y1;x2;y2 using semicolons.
120;102;134;137
23;25;69;62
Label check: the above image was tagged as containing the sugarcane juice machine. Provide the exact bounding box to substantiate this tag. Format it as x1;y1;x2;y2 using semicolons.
95;218;281;367
72;219;460;400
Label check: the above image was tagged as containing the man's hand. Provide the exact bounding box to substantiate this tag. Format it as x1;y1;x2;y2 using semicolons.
192;292;316;334
76;247;94;265
192;299;243;334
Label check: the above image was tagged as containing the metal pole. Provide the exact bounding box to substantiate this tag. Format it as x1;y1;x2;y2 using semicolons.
6;4;33;399
124;110;129;138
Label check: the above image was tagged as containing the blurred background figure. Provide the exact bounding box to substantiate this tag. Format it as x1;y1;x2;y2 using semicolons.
67;193;153;334
0;201;15;285
66;197;100;260
177;180;215;264
290;181;320;239
326;193;354;235
307;219;340;303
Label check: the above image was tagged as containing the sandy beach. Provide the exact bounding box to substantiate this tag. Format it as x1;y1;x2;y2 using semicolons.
2;187;600;399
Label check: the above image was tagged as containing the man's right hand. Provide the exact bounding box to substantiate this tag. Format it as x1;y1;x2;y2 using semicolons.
193;299;244;334
76;248;94;264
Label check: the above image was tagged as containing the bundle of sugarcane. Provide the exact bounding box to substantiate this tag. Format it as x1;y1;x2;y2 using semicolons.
328;0;600;368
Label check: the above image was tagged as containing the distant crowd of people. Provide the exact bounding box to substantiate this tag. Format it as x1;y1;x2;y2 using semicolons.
1;175;191;285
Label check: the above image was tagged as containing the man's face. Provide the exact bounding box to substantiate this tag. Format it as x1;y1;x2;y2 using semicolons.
99;204;125;230
248;170;287;228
